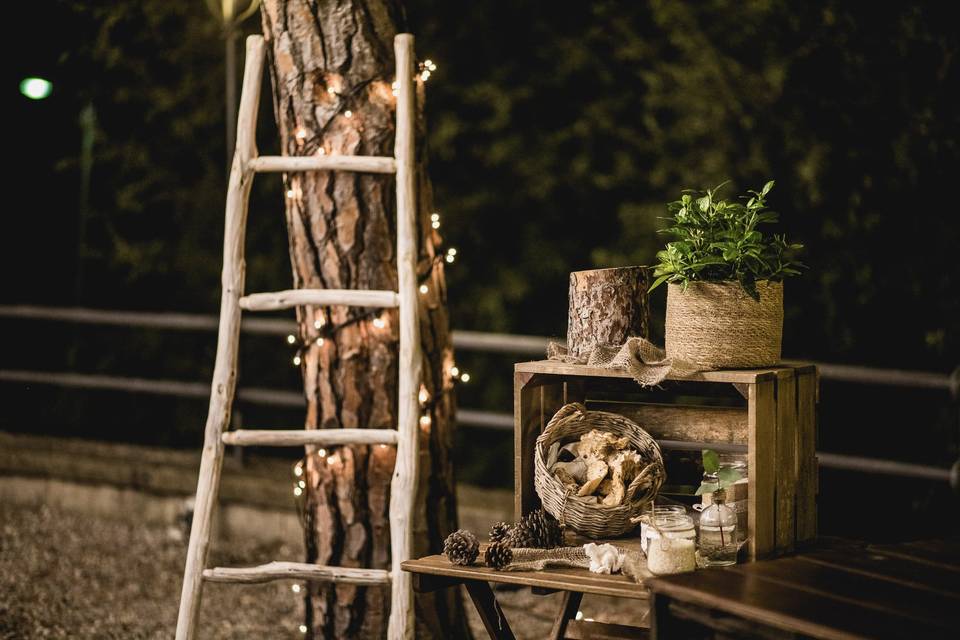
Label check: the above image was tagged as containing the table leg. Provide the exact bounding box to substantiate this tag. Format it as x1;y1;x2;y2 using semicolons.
549;591;583;640
464;580;516;640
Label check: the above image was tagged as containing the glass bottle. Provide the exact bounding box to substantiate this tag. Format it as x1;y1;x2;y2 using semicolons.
698;488;738;566
645;514;696;576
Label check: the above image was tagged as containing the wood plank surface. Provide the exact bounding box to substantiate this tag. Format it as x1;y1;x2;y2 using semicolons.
566;619;650;639
515;360;816;385
401;555;648;600
868;540;960;571
646;568;951;639
748;380;776;559
728;557;958;629
587;401;747;444
795;371;818;542
774;370;796;553
549;591;583;640
799;548;960;596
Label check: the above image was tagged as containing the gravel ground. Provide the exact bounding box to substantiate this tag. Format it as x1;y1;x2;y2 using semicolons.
1;502;644;639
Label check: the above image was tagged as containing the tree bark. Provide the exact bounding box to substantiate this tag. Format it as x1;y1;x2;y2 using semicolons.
567;266;651;359
260;2;465;637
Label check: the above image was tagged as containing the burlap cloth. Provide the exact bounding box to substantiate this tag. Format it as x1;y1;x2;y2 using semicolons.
547;337;700;386
502;546;651;583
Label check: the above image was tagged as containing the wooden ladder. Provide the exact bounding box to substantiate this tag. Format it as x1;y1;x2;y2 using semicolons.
175;33;422;640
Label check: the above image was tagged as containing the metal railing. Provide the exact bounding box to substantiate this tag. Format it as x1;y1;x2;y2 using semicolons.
0;304;957;486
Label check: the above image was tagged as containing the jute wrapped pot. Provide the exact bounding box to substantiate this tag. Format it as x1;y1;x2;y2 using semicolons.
534;403;665;538
665;280;783;370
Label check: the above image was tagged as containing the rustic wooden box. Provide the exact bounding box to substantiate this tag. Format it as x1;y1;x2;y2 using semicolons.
514;360;818;560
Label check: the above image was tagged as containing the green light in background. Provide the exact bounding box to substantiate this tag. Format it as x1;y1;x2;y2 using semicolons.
20;77;52;100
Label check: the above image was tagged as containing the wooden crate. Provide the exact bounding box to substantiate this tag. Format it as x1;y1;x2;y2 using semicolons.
514;360;818;560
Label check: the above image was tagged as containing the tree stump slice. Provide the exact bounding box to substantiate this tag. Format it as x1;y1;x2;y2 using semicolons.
566;267;651;359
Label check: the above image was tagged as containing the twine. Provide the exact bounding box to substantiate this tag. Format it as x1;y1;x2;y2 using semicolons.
665;281;783;370
547;336;699;386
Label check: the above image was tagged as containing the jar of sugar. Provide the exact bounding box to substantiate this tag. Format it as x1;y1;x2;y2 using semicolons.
645;514;696;576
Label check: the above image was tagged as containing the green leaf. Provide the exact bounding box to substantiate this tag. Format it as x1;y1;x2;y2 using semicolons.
694;482;715;496
717;466;743;489
648;273;672;292
702;449;720;474
762;180;775;196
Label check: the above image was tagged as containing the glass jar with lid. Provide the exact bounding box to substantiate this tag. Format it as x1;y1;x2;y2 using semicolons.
639;504;688;553
644;514;696;576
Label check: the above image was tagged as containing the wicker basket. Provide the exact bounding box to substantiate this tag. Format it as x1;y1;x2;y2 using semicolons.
534;403;665;538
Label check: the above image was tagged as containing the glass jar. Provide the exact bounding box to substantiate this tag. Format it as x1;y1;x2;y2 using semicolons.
698;489;738;566
639;504;688;553
645;514;696;576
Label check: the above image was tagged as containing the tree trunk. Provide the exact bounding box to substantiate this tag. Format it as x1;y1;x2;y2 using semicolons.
567;266;651;359
260;2;466;638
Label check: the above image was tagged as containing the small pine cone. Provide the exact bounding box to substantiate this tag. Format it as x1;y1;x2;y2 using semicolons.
443;529;479;566
525;508;563;549
488;521;512;544
507;521;536;549
484;541;513;570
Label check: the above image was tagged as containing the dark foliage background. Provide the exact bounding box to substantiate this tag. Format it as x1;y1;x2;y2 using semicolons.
2;0;958;539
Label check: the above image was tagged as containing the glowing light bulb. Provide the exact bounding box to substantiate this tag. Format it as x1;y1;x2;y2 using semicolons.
314;317;325;330
292;584;301;593
298;480;306;489
327;86;336;95
419;414;432;427
294;465;303;477
430;213;440;229
286;334;296;344
344;110;353;118
450;366;459;377
316;147;326;156
293;355;302;366
318;448;327;457
460;372;471;383
373;317;386;329
316;337;324;346
419;284;429;294
445;255;454;263
424;60;436;71
448;248;457;256
286;189;296;199
327;455;337;466
295;127;307;142
418;386;429;404
299;624;308;633
20;77;52;100
420;70;431;81
294;487;303;497
391;81;398;96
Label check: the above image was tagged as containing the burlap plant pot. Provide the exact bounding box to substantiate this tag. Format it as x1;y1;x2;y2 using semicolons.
665;281;783;370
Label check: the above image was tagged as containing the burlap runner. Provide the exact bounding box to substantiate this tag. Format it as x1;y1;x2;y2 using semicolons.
546;337;700;386
502;546;652;583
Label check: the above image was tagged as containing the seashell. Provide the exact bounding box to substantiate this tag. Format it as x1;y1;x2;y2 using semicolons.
577;458;608;496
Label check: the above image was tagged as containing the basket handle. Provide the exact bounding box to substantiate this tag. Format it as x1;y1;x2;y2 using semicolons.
544;402;586;432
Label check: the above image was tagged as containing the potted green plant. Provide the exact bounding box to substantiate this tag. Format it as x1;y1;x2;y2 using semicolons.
649;180;803;369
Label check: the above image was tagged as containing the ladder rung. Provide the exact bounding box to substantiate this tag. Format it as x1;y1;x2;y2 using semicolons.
223;428;398;447
202;562;390;585
250;155;397;174
239;288;400;311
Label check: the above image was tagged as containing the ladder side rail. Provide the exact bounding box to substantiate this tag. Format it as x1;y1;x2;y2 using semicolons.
175;35;266;640
387;33;422;640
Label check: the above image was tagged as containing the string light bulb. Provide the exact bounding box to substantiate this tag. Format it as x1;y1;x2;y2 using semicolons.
327;86;336;95
286;334;296;345
293;355;302;366
316;337;325;346
286;189;296;199
316;147;326;156
318;448;327;457
430;212;440;229
391;81;399;97
450;366;459;377
418;385;430;404
299;624;308;634
460;372;471;383
419;414;432;427
292;584;301;593
293;486;303;497
344;110;353;118
373;316;386;329
298;480;306;489
419;284;429;294
295;127;307;143
294;465;303;477
314;318;325;330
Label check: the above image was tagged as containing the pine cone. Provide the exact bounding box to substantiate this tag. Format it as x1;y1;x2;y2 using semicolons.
508;520;536;548
484;541;513;570
525;508;564;549
488;521;512;544
443;529;479;566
